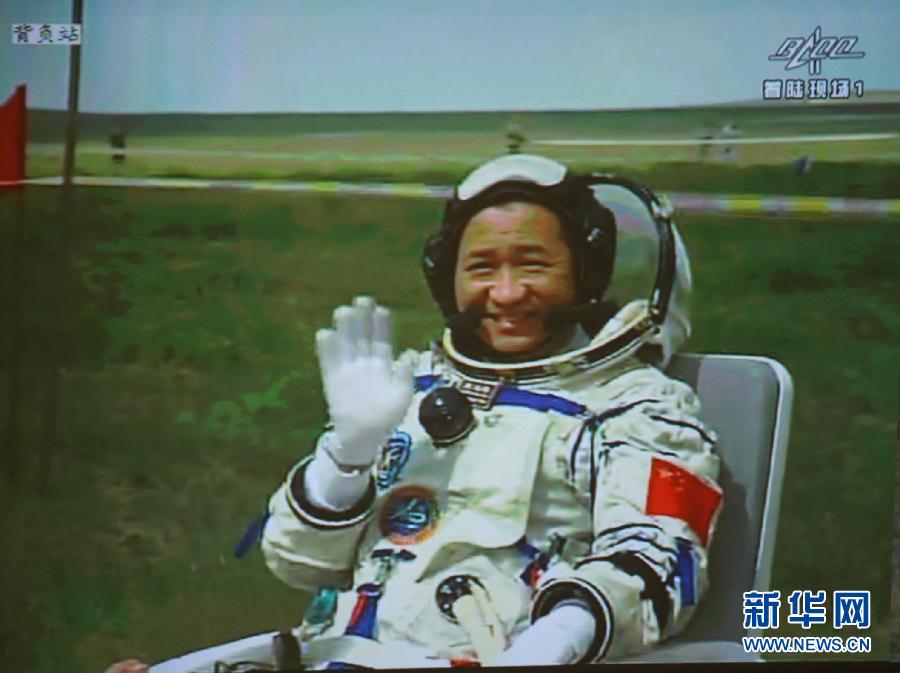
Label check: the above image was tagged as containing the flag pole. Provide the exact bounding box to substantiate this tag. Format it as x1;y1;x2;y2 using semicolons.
62;1;83;189
1;84;27;488
39;0;83;489
6;167;25;488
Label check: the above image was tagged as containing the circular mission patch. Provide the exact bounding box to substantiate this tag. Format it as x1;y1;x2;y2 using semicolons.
380;485;440;545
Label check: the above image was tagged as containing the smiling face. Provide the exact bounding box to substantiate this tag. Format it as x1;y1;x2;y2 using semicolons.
453;201;577;355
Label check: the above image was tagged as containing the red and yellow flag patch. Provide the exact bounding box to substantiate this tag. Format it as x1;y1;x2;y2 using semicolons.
645;457;723;545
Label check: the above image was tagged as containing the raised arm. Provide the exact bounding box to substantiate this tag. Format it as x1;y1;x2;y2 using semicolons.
261;297;413;590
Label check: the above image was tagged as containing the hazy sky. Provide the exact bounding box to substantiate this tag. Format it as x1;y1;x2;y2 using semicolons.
3;0;899;113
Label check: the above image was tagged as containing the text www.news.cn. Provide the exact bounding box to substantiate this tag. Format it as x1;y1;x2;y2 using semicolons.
742;636;871;654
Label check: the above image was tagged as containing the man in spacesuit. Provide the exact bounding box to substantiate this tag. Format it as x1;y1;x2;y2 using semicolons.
261;155;723;667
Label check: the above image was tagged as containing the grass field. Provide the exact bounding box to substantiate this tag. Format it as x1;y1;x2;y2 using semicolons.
24;103;900;198
0;183;896;671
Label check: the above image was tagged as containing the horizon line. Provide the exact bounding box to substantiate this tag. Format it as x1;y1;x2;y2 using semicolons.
22;91;900;117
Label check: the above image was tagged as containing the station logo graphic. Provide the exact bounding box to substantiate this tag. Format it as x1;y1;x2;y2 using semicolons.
763;26;865;101
768;26;864;76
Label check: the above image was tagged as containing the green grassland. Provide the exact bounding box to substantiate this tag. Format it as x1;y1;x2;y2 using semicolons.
0;184;896;671
25;104;900;197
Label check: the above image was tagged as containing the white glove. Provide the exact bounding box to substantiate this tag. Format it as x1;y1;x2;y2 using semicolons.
493;603;596;667
305;297;413;510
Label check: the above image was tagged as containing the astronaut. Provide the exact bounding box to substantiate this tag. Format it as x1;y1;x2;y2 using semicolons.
261;155;723;668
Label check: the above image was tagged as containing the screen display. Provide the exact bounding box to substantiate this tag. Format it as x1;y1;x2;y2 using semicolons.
1;1;898;671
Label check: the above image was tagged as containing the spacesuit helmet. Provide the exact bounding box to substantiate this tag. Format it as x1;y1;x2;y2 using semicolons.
422;154;693;378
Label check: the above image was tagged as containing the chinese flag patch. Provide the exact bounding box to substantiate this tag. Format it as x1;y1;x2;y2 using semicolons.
645;457;722;545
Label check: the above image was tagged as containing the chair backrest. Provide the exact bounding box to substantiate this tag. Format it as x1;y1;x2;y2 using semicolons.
664;353;793;642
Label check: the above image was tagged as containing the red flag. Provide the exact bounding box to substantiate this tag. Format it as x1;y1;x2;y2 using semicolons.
0;85;27;183
645;456;723;546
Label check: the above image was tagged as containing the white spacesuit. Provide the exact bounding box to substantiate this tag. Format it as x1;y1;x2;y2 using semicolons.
261;156;722;668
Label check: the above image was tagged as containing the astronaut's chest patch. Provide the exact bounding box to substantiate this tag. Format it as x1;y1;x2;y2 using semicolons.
380;485;440;545
375;431;412;491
